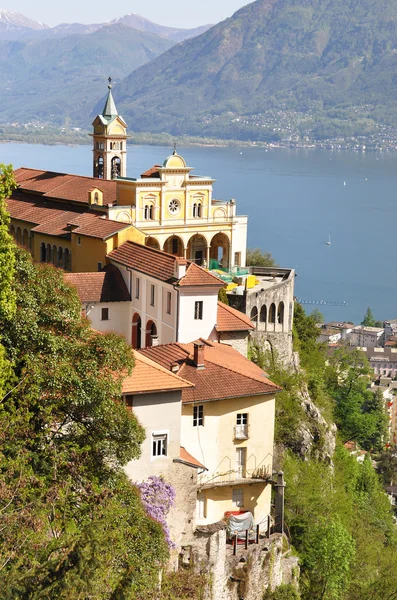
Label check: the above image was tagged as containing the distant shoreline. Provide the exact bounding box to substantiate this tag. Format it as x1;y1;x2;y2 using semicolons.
0;130;396;152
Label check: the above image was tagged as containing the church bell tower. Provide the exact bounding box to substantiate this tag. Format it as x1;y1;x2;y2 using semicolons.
91;78;128;180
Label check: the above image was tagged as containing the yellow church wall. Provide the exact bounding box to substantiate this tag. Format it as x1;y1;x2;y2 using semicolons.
117;226;146;247
71;235;107;273
202;483;270;526
32;233;71;264
117;183;137;207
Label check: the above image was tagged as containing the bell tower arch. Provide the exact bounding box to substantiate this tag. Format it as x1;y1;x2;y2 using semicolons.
91;77;128;180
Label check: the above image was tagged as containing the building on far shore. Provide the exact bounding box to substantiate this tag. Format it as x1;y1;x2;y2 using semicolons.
350;325;385;348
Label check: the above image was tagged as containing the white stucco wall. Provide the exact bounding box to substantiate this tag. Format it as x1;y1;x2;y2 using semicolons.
231;216;248;267
85;301;131;340
178;288;219;343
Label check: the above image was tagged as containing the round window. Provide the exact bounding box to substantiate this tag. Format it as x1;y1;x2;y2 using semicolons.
168;199;180;215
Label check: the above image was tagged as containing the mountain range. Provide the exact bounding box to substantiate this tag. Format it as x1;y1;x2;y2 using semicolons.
4;0;397;142
0;10;212;42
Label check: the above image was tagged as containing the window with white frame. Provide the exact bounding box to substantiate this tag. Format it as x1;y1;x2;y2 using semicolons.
194;301;203;320
235;413;248;439
152;433;167;457
232;489;244;508
193;405;204;427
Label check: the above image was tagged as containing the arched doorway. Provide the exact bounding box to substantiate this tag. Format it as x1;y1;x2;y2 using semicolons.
51;245;57;265
277;302;285;330
16;227;21;245
146;237;160;250
163;235;184;257
22;229;29;248
187;234;207;266
260;305;267;326
210;232;230;270
145;320;158;347
63;248;71;271
40;242;46;262
57;247;64;269
46;244;51;263
131;313;142;350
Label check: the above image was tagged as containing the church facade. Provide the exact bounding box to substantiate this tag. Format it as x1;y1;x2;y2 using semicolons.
7;83;248;274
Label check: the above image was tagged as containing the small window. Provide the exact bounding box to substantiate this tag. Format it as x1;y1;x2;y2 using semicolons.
101;308;109;321
152;433;167;457
150;284;155;306
194;301;203;320
237;413;248;425
234;252;241;267
97;262;103;271
232;489;244;508
193;405;204;427
166;291;172;315
135;278;140;299
77;236;81;246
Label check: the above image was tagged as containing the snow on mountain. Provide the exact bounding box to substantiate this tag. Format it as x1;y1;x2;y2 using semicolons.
0;9;49;30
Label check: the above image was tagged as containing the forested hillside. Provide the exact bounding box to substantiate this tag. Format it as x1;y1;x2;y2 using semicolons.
112;0;397;141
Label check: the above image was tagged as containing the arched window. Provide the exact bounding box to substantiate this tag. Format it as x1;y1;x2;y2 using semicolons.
111;156;121;179
57;247;64;269
193;203;197;217
260;305;267;323
144;205;149;220
269;303;276;324
40;242;46;263
197;203;202;217
16;227;21;244
277;302;285;327
46;244;51;263
51;245;57;266
95;156;104;179
110;142;113;150
63;248;71;271
144;204;154;220
149;205;153;219
250;306;258;326
193;203;202;218
9;224;15;238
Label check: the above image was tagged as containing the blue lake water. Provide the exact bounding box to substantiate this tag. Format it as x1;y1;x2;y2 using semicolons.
1;141;396;324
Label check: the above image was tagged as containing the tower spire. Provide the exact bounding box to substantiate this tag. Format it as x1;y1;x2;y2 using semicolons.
102;76;118;119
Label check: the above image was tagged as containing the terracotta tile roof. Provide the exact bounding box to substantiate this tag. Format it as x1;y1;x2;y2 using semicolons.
14;167;117;205
216;302;254;332
141;165;161;178
108;241;224;287
179;262;224;287
178;447;207;470
7;193;131;240
139;340;281;403
108;241;177;282
64;265;131;303
71;217;131;240
122;351;193;395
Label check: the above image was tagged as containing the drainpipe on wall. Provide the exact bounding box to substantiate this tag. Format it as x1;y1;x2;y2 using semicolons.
174;285;180;342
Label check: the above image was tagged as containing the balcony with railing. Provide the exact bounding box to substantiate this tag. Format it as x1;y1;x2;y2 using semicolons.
198;454;272;490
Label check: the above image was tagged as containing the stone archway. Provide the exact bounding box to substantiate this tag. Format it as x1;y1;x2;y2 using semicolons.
146;237;160;250
187;234;208;266
163;235;184;258
210;232;230;270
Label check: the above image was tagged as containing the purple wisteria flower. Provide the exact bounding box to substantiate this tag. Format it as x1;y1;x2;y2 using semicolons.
137;476;176;549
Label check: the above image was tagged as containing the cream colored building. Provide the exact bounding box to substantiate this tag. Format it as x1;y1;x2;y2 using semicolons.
139;340;280;527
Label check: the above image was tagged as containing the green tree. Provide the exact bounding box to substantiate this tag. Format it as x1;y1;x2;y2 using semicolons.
376;448;397;486
361;307;377;327
302;518;355;600
0;164;17;398
246;248;278;267
0;247;169;598
218;287;229;305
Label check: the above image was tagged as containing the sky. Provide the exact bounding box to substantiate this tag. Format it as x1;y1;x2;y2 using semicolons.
7;0;252;28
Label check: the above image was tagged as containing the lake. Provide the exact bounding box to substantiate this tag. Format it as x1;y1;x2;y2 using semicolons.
1;141;396;324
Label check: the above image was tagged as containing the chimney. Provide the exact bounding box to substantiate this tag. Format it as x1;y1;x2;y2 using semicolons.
193;342;205;370
175;258;187;280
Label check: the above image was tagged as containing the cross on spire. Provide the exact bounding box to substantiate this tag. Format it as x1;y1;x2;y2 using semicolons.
173;142;177;155
108;76;112;89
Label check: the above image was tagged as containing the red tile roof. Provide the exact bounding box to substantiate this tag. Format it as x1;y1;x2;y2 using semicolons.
122;351;192;395
216;302;254;332
65;265;131;303
7;194;131;240
108;241;224;287
179;262;225;287
139;340;280;404
141;165;161;179
14;168;117;206
178;447;207;470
